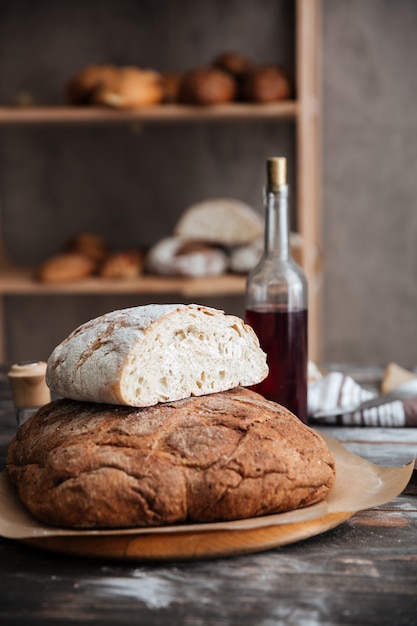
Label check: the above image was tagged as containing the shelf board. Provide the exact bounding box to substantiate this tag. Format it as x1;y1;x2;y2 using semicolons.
0;267;246;298
0;102;298;125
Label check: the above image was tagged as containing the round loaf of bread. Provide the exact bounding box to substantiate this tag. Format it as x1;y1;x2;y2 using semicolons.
36;252;96;283
46;304;268;407
179;67;237;105
146;237;228;277
161;71;182;103
230;238;264;273
175;198;263;246
6;387;336;529
98;249;144;279
212;51;255;79
230;232;304;273
93;67;164;108
66;64;119;105
65;232;109;264
242;64;292;103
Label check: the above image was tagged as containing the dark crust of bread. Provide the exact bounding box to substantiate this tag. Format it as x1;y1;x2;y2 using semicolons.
6;388;335;529
242;65;292;102
66;65;119;105
36;252;96;283
212;51;255;78
179;67;237;105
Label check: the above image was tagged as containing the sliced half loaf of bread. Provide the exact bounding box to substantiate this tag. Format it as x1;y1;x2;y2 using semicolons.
46;304;268;407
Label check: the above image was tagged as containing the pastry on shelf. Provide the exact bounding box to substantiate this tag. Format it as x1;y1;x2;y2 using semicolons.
36;252;96;283
36;233;145;283
98;249;145;279
64;232;109;263
229;238;264;274
65;56;292;108
230;232;303;274
211;51;255;100
66;64;119;105
36;232;108;282
211;51;255;79
93;67;164;108
178;67;237;105
66;65;164;108
242;64;292;103
161;71;183;103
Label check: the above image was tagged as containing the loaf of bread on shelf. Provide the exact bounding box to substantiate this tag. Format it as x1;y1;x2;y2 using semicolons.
36;232;109;282
146;237;228;277
46;303;268;407
175;198;263;246
7;386;336;528
212;51;255;79
242;64;292;103
93;66;164;108
36;233;147;283
36;252;96;283
66;64;119;105
178;67;237;105
66;64;164;108
65;232;109;263
211;51;255;100
98;249;144;279
229;238;263;273
161;71;183;103
230;232;303;273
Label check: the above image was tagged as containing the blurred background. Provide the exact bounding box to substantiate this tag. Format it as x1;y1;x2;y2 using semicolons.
0;0;416;368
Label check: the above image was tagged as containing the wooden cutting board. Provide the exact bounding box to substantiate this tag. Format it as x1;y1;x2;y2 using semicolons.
21;510;351;561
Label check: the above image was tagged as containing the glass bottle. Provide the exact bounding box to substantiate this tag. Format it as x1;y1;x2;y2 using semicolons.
245;157;308;423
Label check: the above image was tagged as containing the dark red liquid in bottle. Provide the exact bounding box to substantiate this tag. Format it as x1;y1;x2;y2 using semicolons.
245;307;308;423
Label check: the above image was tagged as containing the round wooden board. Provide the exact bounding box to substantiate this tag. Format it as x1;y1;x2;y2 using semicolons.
20;510;353;561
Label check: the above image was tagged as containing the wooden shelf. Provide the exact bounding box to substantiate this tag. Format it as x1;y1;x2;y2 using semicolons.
0;266;246;298
0;102;298;126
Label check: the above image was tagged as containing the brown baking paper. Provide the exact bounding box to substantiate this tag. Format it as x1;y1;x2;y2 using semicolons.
0;434;413;541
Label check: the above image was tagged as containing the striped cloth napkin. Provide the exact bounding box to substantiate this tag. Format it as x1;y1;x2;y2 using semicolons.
308;371;417;427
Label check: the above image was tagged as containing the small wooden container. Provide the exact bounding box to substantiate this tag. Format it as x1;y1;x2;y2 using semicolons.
7;361;51;425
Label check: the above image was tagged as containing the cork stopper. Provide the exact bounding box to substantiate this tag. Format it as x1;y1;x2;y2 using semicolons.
266;157;287;192
7;361;51;409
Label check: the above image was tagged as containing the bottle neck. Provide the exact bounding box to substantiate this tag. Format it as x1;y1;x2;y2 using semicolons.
264;185;290;260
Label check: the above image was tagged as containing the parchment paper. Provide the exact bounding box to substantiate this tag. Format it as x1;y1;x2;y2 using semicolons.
0;434;413;540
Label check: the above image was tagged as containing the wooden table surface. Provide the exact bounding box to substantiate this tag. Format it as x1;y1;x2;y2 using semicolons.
1;367;417;626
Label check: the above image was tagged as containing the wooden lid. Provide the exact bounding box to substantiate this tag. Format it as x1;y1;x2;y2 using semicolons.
7;361;51;409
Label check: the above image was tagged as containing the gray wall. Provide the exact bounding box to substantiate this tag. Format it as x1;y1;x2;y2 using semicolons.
0;0;416;367
322;0;417;366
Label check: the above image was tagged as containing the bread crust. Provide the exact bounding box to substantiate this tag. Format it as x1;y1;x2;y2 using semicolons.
179;67;237;105
93;67;163;108
36;252;96;283
98;249;144;279
7;387;335;529
212;51;255;78
242;65;292;103
66;64;119;104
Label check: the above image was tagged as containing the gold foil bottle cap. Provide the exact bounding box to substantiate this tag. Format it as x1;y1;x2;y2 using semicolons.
267;157;287;192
